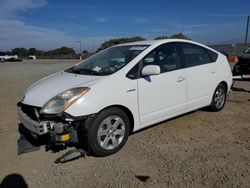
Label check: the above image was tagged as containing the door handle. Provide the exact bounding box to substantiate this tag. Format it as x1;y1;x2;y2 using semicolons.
211;69;216;73
176;76;185;82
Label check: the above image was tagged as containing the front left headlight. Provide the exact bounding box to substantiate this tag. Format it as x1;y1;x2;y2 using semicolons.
40;87;90;114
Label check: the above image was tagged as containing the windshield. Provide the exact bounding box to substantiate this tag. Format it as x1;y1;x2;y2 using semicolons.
244;47;250;54
66;45;149;76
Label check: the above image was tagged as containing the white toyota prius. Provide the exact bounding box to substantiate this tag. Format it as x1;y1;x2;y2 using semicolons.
18;39;232;156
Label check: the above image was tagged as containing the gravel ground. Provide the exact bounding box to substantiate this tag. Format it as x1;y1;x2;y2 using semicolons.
0;59;249;188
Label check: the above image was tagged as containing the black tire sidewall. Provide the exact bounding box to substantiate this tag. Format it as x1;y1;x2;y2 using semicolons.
86;107;130;157
210;84;227;112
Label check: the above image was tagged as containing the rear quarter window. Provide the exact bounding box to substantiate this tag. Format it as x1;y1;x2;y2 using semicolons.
206;49;218;62
180;43;217;68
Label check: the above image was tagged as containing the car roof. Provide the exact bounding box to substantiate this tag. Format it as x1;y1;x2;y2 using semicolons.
115;39;219;54
116;39;193;46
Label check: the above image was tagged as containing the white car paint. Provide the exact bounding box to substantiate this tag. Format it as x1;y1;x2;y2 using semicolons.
138;69;187;126
24;72;103;107
22;39;232;133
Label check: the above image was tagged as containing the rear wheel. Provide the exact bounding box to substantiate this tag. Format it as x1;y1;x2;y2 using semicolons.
210;83;227;112
86;107;130;156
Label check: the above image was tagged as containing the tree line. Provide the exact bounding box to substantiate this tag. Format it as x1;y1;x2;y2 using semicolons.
96;32;189;51
0;47;76;58
0;33;189;58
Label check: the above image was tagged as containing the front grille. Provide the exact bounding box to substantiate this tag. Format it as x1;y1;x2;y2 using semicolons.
20;103;41;121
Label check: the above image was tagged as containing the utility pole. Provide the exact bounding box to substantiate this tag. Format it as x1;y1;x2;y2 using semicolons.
93;38;95;52
76;41;82;54
245;16;250;48
76;41;82;59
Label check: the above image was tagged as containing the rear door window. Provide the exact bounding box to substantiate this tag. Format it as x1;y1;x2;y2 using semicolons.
180;43;215;68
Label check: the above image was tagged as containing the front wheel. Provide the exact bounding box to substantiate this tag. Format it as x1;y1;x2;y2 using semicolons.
210;83;227;112
86;107;130;156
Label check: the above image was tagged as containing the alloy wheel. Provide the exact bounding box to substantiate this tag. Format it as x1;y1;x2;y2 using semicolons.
97;116;125;150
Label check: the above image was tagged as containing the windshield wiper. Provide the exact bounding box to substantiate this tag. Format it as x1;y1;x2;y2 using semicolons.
71;67;102;75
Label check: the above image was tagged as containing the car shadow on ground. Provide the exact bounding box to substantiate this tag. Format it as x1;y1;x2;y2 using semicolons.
231;86;250;93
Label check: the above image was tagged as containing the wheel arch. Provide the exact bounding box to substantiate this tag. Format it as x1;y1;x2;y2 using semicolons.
100;105;135;134
219;81;228;93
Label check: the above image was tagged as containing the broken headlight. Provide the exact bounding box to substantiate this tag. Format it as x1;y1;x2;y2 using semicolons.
40;87;89;114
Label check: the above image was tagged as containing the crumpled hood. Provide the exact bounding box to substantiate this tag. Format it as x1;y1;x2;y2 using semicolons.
22;71;103;107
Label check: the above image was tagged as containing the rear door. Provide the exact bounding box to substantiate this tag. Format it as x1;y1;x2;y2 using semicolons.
179;42;218;109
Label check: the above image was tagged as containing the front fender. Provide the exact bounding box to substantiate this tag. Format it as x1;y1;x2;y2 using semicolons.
65;77;141;132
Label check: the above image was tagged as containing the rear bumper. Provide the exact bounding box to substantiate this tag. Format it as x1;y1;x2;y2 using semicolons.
17;106;48;135
232;75;250;81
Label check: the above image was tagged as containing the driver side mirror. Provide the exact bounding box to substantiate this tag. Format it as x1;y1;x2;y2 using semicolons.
141;65;160;76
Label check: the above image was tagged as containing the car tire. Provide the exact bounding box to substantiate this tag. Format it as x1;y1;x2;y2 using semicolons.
85;107;130;157
232;64;240;76
210;83;227;112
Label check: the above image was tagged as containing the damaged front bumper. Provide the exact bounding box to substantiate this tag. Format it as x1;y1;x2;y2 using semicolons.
17;106;48;135
17;102;90;154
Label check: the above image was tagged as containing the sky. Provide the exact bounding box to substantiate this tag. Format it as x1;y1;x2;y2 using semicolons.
0;0;250;52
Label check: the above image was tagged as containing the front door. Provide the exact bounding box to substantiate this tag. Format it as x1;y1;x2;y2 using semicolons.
138;43;187;126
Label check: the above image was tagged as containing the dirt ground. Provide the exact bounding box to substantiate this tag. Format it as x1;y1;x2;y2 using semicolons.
0;59;249;188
